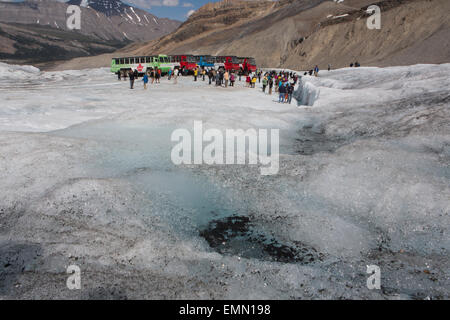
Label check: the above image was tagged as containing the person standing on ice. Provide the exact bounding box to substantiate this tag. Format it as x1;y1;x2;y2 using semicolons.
142;72;149;89
173;69;178;84
207;69;212;85
246;74;251;87
219;70;224;86
117;71;121;81
168;68;172;81
230;72;235;87
155;68;161;84
150;69;155;84
268;76;273;95
129;70;135;89
278;82;286;103
328;64;331;71
284;82;289;102
262;76;268;93
194;68;198;81
287;83;294;104
314;65;319;77
224;71;229;88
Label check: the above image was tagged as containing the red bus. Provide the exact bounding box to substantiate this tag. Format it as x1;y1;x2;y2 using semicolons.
238;57;257;73
215;56;240;72
171;55;197;72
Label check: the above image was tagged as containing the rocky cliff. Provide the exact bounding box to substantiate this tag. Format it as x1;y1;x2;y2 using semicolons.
129;0;450;69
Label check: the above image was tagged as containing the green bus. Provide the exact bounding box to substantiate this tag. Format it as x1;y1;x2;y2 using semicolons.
110;54;179;75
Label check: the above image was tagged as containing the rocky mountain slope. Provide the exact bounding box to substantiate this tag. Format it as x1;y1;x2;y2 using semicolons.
0;0;180;42
0;0;181;63
0;22;125;64
129;0;450;69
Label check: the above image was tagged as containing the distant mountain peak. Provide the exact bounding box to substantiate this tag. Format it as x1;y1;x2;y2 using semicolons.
67;0;131;17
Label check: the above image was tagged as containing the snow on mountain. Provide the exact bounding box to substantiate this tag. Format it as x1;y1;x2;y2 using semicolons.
0;0;181;42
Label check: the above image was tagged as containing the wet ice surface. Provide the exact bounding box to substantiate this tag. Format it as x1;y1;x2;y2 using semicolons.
0;62;449;299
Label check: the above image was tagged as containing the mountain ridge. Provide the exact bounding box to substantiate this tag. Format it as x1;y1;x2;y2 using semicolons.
127;0;450;69
0;0;181;63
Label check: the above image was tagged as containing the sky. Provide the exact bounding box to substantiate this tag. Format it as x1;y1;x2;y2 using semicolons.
123;0;216;21
2;0;220;21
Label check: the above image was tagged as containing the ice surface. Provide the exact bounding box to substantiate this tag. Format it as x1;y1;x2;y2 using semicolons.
0;63;449;299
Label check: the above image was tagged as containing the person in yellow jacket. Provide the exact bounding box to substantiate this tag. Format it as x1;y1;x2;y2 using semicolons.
194;68;198;81
251;75;257;88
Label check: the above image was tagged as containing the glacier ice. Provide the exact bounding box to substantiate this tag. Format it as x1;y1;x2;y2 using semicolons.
0;62;449;299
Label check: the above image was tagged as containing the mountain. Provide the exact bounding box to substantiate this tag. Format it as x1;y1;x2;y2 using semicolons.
0;0;181;64
0;0;181;41
0;22;126;65
128;0;450;69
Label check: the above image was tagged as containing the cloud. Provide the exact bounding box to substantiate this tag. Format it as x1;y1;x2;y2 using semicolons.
162;0;179;6
182;2;194;7
146;0;179;6
125;0;153;9
126;0;179;8
186;9;195;17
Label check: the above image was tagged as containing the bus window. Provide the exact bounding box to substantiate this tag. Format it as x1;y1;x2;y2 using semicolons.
140;57;145;63
114;59;119;64
124;58;129;64
120;58;124;64
146;57;151;63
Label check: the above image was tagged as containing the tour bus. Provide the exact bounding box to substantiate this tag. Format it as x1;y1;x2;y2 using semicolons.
110;55;177;75
111;55;257;75
158;54;179;74
238;57;257;73
195;55;215;68
215;56;240;72
111;56;157;75
171;55;197;73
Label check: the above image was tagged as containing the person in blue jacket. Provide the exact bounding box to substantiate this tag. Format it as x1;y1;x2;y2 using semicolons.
279;83;286;103
142;72;149;89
